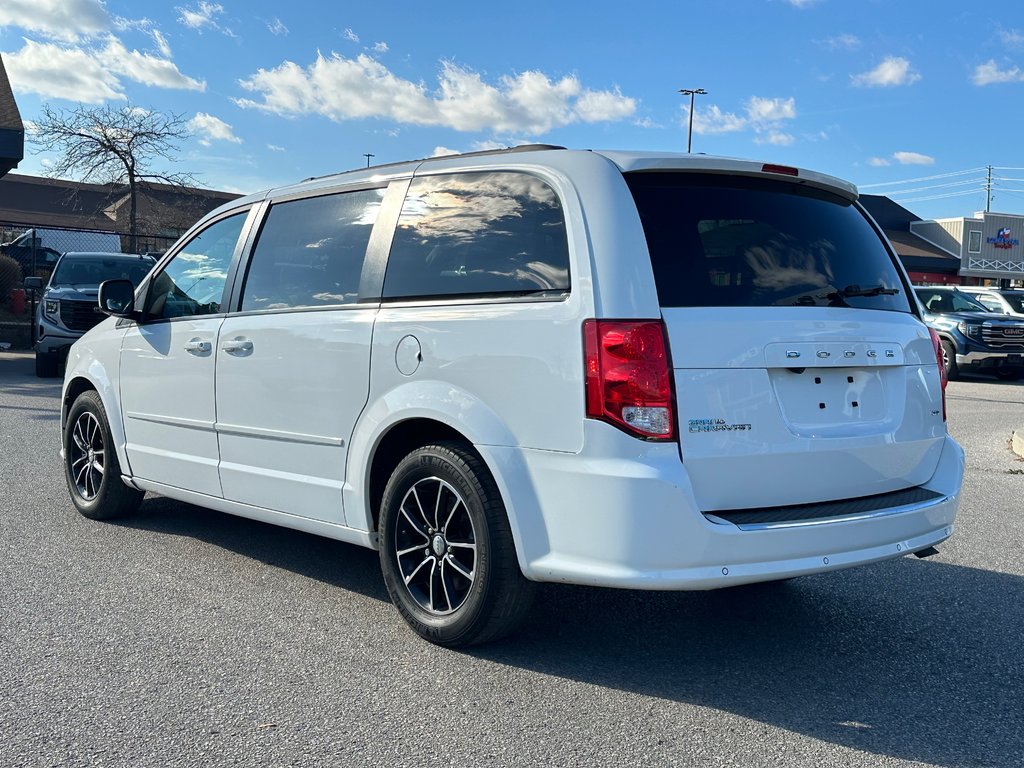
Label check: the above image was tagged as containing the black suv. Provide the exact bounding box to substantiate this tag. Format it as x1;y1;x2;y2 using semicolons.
915;286;1024;380
24;252;155;377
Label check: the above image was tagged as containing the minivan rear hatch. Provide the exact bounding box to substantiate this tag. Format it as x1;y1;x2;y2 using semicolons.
625;170;946;512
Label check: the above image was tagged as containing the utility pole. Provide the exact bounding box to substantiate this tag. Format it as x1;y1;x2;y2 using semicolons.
363;153;375;168
986;164;993;212
678;88;707;153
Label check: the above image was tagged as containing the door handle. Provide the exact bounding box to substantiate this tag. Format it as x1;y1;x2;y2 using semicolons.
183;338;211;354
221;338;254;355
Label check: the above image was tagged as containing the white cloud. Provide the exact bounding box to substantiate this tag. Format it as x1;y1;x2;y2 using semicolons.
4;36;204;102
893;151;934;165
851;56;921;87
634;116;662;129
689;104;747;134
868;157;892;167
373;41;389;53
746;96;796;122
820;33;860;51
432;146;460;157
786;0;821;7
189;112;242;145
100;37;205;91
177;2;223;31
236;53;636;133
152;29;172;57
756;131;795;146
0;0;110;42
999;29;1024;48
266;143;285;152
972;60;1024;85
343;28;360;43
687;96;798;145
267;18;288;36
4;38;124;102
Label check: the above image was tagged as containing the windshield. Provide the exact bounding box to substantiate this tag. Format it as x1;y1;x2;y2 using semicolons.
915;289;990;313
625;173;911;312
51;257;153;288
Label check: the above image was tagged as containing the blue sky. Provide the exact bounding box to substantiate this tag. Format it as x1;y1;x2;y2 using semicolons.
1;0;1023;219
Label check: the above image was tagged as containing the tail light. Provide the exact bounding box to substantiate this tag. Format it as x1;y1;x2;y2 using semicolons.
583;319;675;440
928;328;947;421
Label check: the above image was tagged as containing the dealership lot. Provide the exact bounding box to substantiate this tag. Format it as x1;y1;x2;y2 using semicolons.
2;352;1022;768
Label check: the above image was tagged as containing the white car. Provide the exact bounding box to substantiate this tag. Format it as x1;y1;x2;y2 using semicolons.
61;146;964;646
958;285;1024;317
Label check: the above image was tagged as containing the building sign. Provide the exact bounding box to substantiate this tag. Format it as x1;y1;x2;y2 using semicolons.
988;227;1020;249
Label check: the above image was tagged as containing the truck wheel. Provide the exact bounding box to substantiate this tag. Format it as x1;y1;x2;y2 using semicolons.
378;442;535;647
64;390;144;520
35;351;59;378
940;340;959;381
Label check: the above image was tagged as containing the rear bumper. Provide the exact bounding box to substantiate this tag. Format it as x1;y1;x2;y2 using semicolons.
481;425;963;590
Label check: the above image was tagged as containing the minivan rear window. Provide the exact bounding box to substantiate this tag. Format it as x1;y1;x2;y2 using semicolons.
626;173;911;312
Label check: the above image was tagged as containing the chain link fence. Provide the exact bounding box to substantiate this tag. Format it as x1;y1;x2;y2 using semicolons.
0;224;180;349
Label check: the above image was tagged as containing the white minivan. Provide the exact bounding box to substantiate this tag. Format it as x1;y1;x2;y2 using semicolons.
61;146;964;646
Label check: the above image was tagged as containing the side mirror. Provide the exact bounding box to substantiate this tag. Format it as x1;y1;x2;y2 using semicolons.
23;276;43;291
98;279;138;319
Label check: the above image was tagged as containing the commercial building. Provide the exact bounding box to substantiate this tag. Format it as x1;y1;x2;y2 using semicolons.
912;211;1024;283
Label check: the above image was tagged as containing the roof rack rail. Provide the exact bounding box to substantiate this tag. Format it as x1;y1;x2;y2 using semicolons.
301;144;566;183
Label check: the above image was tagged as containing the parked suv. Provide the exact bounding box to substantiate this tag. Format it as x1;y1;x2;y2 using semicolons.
958;285;1024;317
60;147;963;646
914;285;1024;380
25;252;155;377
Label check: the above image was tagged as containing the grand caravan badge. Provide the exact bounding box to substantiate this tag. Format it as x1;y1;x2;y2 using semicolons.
688;418;752;433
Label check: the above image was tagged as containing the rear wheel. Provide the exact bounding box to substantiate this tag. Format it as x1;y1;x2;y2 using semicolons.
35;351;59;378
940;339;959;381
378;442;535;647
64;390;143;520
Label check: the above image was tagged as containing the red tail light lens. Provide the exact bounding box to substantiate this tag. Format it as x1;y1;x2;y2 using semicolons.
928;328;947;421
583;319;675;440
761;163;799;177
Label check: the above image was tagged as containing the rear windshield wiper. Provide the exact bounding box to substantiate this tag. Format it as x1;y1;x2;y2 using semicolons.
829;284;900;298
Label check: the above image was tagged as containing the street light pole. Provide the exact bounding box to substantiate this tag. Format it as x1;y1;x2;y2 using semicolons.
363;153;375;168
678;88;707;153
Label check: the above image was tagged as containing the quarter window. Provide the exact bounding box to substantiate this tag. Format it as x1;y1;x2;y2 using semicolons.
144;212;246;320
241;189;384;311
383;172;570;300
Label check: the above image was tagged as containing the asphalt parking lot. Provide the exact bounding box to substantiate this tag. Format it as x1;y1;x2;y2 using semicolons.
2;352;1023;768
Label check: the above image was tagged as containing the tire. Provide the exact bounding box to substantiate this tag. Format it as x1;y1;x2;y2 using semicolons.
35;351;59;378
940;339;959;381
378;442;535;647
64;390;144;520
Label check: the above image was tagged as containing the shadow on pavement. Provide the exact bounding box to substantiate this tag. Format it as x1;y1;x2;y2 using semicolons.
112;495;1021;767
117;496;389;603
474;560;1023;767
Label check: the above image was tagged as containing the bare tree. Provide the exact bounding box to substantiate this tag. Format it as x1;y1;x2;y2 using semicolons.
29;103;195;252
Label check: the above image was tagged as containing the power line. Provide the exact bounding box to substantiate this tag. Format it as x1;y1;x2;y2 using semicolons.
880;177;987;196
858;167;988;189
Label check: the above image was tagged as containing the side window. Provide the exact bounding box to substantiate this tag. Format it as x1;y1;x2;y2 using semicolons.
383;172;570;300
240;188;384;312
145;212;247;320
976;294;1003;312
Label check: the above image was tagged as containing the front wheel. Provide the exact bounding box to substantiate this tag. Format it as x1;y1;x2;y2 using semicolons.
64;390;144;520
940;339;959;381
378;442;535;647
